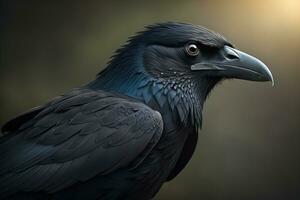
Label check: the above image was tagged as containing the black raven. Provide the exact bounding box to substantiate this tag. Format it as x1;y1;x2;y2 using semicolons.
0;22;273;200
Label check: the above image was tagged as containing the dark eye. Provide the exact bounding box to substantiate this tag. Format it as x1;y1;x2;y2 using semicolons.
185;43;200;56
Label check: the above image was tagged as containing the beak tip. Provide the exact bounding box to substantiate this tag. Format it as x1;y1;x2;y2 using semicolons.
263;64;274;87
270;78;275;87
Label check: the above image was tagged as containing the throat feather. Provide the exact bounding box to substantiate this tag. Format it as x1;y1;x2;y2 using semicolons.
137;79;203;128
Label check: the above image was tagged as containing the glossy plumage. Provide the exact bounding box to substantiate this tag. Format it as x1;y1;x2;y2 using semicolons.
0;22;273;199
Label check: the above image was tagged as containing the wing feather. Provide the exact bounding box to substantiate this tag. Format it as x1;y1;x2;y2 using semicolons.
0;89;163;198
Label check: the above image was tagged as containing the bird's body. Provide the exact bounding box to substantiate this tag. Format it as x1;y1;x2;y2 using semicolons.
0;22;273;199
0;86;196;200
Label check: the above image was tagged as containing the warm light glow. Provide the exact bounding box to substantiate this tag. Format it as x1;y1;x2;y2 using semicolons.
248;0;300;34
274;0;300;24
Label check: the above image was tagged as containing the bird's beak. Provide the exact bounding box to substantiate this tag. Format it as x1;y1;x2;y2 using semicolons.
191;45;274;85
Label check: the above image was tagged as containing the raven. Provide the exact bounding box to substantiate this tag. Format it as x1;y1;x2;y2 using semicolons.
0;22;273;200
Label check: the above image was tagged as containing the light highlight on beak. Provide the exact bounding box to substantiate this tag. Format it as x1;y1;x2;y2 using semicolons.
191;46;274;86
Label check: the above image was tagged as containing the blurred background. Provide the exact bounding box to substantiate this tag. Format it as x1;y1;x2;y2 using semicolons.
1;0;300;199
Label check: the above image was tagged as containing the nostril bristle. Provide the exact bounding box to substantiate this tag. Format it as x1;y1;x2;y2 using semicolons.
224;45;240;60
227;54;239;60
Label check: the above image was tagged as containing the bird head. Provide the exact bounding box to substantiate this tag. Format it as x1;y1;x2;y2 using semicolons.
141;22;273;85
91;22;274;126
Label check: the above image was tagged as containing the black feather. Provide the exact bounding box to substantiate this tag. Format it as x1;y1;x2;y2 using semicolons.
1;22;230;199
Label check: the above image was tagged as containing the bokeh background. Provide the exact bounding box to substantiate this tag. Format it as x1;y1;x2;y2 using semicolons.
1;0;300;199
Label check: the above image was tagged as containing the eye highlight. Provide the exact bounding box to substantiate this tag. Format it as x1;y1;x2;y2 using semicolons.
185;43;200;57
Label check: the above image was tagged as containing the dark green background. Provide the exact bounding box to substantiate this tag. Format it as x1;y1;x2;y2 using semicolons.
1;0;300;199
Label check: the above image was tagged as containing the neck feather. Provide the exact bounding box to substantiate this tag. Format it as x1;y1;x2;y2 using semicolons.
87;43;219;128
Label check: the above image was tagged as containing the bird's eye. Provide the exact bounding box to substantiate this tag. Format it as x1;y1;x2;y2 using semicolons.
185;43;200;57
